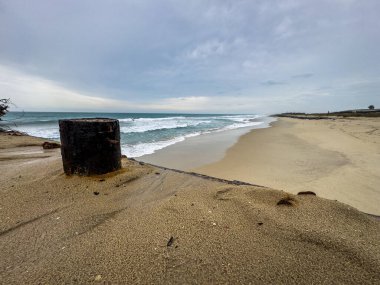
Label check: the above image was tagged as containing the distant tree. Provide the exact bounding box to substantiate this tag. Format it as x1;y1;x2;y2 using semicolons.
368;105;375;110
0;98;10;120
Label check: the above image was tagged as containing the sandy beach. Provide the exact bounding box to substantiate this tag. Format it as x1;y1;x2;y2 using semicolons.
196;117;380;215
1;128;380;284
2;0;380;283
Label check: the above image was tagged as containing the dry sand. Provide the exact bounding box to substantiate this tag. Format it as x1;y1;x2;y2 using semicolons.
197;117;380;216
0;132;380;284
0;132;50;149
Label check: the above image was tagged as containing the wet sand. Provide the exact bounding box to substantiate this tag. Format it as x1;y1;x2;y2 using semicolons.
0;131;380;284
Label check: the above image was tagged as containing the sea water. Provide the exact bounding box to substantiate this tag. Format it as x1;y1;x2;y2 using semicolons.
3;112;266;157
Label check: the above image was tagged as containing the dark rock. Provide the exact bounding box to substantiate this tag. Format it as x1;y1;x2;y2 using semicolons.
42;142;61;149
4;130;26;136
93;191;100;195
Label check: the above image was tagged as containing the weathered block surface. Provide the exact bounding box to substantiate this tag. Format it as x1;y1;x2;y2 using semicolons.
59;118;121;175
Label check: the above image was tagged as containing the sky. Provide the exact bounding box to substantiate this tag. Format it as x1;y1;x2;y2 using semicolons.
0;0;379;114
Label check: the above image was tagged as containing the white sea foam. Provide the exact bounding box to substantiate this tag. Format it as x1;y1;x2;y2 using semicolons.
121;132;201;157
118;114;259;134
119;116;185;122
220;121;263;131
121;120;264;157
120;119;210;133
14;126;60;140
219;114;262;122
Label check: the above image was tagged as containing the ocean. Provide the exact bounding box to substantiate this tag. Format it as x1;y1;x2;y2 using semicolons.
3;112;266;157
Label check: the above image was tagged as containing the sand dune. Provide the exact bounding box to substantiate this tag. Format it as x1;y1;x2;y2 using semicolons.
0;133;379;284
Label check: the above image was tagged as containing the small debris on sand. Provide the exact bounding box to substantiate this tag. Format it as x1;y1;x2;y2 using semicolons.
42;142;61;149
297;191;317;196
167;236;174;247
277;196;297;206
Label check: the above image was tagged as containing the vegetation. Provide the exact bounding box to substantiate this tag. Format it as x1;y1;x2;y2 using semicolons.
274;108;380;119
0;98;10;120
0;98;19;133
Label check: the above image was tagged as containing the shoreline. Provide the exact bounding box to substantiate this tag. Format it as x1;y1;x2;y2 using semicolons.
139;116;275;170
195;117;380;215
6;112;266;158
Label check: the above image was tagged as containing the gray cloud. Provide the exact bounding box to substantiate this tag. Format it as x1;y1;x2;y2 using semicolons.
261;80;286;86
0;0;379;113
292;73;314;79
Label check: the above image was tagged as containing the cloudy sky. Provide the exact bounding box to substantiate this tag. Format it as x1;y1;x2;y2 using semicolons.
0;0;379;114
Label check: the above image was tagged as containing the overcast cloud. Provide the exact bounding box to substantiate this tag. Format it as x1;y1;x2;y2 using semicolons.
0;0;379;113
